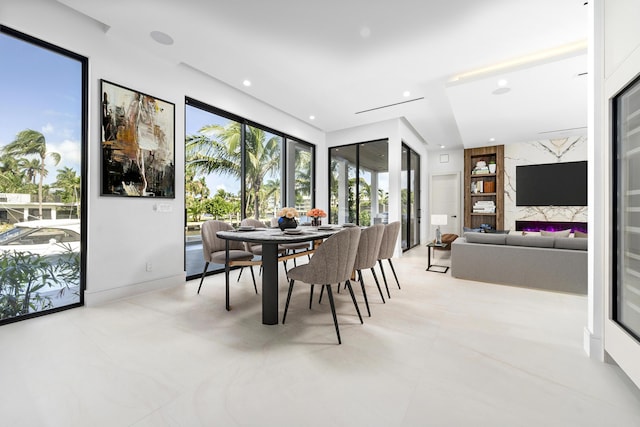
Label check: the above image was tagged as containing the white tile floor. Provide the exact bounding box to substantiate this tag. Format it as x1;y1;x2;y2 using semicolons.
2;245;640;427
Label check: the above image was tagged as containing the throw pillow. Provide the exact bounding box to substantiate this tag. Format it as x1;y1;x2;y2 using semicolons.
540;229;571;238
574;230;588;238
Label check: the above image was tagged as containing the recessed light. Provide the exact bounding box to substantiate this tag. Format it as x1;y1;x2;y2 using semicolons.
150;30;174;45
489;138;496;142
243;80;252;87
440;145;445;149
403;91;411;97
497;79;508;87
309;115;315;120
492;87;511;95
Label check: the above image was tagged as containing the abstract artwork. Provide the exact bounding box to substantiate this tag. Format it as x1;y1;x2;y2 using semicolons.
101;80;175;197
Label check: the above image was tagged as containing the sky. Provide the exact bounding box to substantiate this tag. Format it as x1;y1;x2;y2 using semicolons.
185;105;241;195
0;32;82;185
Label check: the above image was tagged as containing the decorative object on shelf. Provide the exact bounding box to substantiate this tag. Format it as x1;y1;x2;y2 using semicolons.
431;214;448;244
488;160;497;174
278;207;299;231
307;208;327;226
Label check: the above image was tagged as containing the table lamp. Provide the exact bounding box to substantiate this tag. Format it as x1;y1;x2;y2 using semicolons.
431;214;448;244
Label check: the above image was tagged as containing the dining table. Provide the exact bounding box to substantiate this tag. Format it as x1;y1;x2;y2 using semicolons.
216;226;341;325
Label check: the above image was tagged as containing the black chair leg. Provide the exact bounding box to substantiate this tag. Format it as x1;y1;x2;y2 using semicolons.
225;265;230;311
378;259;391;299
282;279;295;324
250;266;257;294
197;262;209;294
345;280;363;324
309;284;315;309
319;284;325;304
370;267;385;303
388;259;401;289
237;267;243;282
358;270;371;317
325;285;341;344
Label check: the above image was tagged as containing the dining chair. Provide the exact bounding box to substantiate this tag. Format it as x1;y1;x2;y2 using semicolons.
377;221;401;298
236;218;286;281
352;224;386;317
283;227;362;344
197;220;259;311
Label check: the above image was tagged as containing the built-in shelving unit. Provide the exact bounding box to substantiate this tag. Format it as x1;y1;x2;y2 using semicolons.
464;145;504;231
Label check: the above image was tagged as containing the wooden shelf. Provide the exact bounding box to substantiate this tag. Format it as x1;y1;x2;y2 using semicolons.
471;192;497;197
464;145;504;231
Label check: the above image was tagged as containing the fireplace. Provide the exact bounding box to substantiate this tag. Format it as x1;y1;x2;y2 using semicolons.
515;220;587;234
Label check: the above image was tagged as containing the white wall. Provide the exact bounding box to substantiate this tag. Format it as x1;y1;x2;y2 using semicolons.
600;0;640;388
3;0;324;305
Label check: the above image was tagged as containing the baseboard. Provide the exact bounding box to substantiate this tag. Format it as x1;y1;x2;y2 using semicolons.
84;273;185;307
583;326;605;361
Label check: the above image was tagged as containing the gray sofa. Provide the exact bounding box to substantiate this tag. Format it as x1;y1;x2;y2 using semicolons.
451;232;588;294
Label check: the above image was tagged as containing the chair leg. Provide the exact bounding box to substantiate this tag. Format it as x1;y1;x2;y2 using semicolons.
325;285;341;345
378;259;391;299
237;267;243;282
197;262;209;294
388;259;401;289
282;279;295;324
345;280;363;324
309;284;315;309
319;285;325;304
370;267;385;304
358;270;371;317
250;266;257;294
225;264;230;311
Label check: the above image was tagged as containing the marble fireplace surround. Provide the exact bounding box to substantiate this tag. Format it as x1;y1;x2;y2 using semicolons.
516;220;588;234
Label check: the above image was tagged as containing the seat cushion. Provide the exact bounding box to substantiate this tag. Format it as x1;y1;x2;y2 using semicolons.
210;249;256;264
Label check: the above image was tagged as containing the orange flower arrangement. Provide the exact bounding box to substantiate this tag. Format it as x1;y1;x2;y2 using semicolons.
307;208;327;218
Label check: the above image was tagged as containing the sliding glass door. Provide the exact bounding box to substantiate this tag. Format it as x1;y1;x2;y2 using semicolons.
184;98;315;280
329;140;389;226
401;144;420;250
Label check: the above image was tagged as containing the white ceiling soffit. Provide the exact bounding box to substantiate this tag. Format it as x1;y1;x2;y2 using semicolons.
55;0;589;150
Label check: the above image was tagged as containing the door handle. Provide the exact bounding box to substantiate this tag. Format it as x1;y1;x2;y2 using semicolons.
451;215;457;218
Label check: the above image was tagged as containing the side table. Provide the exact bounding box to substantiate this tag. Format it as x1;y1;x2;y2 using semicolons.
426;242;449;273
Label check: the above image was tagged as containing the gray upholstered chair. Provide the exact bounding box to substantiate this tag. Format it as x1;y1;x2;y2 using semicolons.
283;227;362;344
197;220;259;311
236;218;286;281
377;221;401;298
352;224;386;317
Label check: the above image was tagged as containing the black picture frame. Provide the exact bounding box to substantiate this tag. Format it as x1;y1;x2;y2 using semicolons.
100;79;175;198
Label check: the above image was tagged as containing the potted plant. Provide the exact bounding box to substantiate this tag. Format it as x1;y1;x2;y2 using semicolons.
488;159;497;174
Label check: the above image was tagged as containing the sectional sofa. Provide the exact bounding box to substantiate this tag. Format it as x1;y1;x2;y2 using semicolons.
450;232;588;294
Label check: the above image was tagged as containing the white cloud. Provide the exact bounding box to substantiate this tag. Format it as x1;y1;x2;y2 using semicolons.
42;123;54;134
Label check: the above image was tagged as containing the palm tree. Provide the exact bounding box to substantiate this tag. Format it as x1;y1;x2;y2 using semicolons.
186;123;281;219
53;166;81;216
3;129;61;218
0;154;29;193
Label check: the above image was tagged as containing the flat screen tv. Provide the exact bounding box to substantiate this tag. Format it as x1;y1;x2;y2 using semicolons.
516;161;587;206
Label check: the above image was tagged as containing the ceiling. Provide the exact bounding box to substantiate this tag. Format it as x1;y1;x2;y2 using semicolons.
56;0;589;151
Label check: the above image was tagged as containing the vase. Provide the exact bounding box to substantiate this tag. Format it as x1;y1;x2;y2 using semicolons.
311;217;322;227
278;217;298;231
488;163;496;174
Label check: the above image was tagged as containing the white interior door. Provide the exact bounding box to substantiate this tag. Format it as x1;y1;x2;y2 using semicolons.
429;172;461;237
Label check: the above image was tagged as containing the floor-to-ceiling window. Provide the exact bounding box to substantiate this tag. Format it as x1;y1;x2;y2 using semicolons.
401;144;420;250
0;26;86;324
184;98;315;279
286;139;314;215
329;140;389;226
